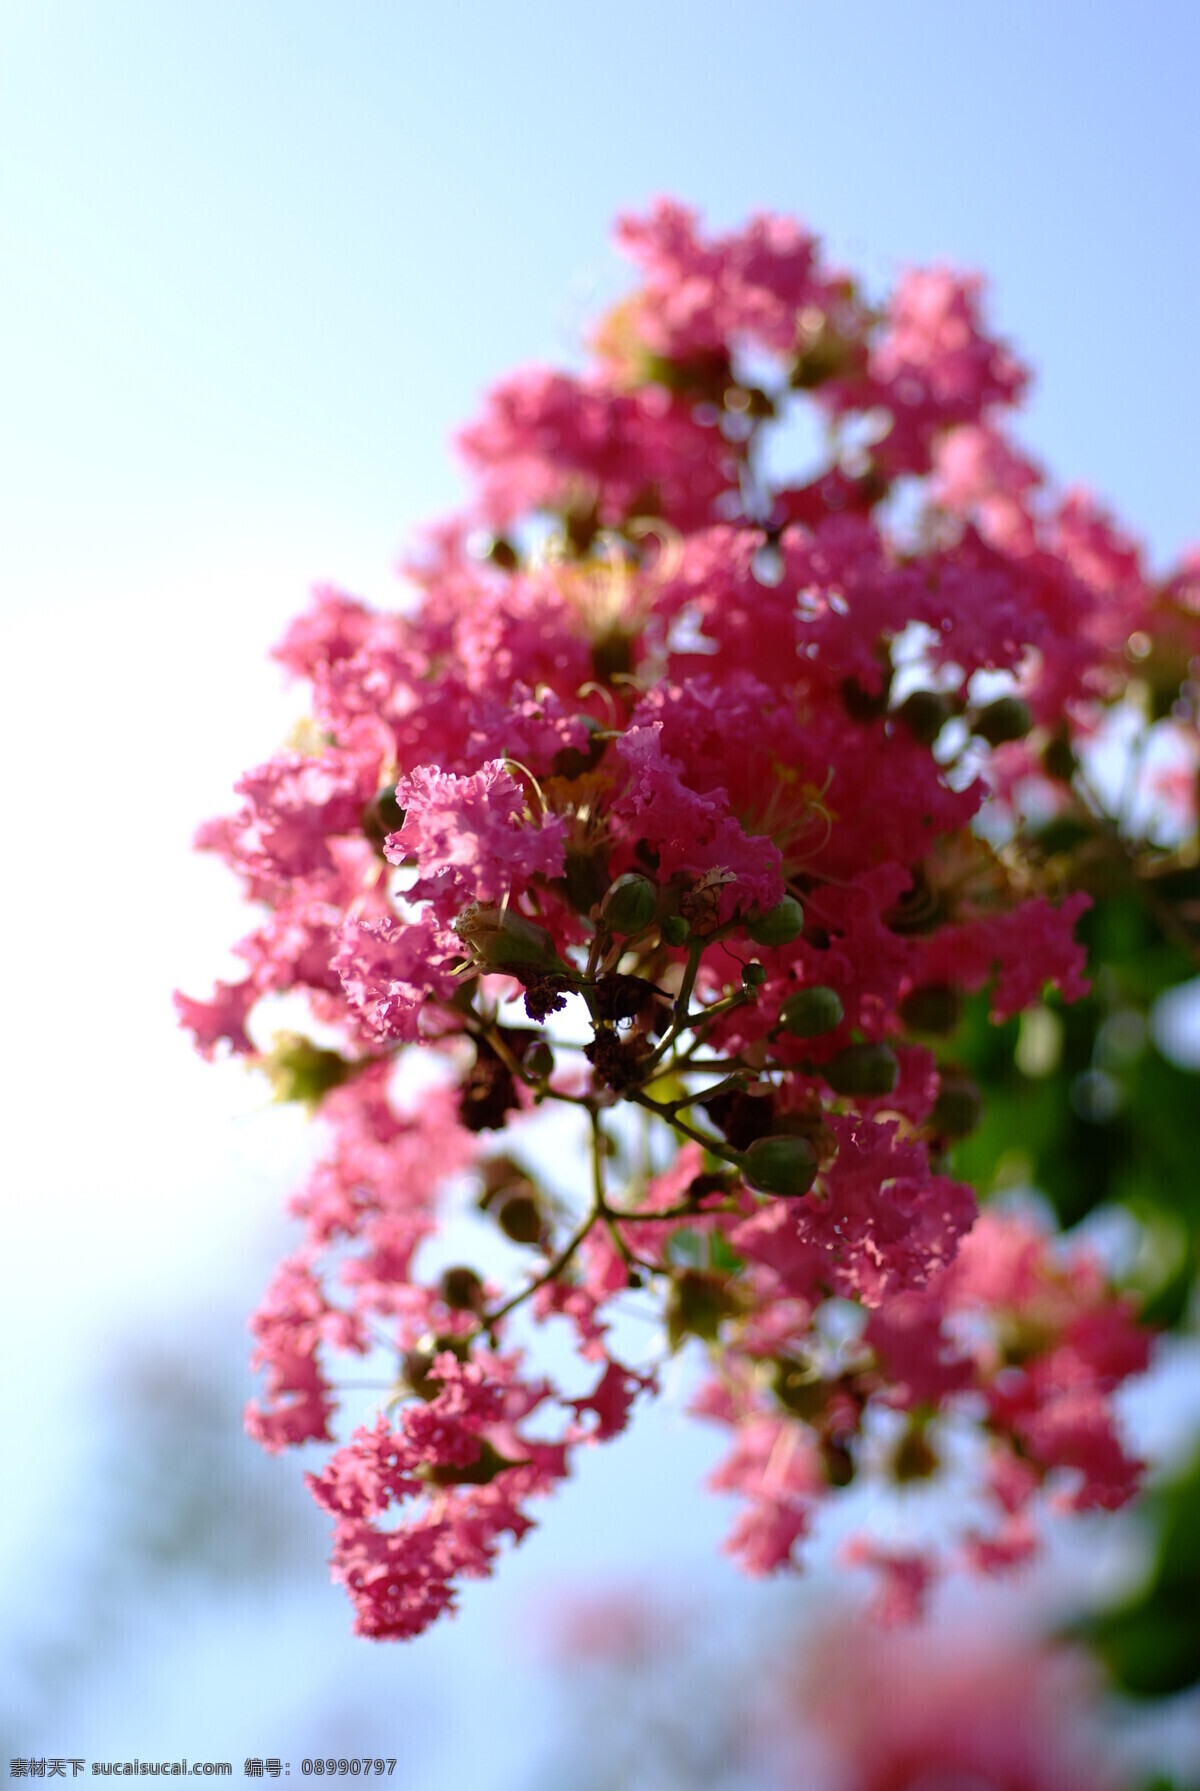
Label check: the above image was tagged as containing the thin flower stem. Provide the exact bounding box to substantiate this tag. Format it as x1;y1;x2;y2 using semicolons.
643;939;706;1071
1116;716;1153;840
675;1071;749;1108
482;1205;597;1334
678;986;753;1032
471;1018;592;1105
606;1193;737;1224
361;1319;403;1358
585;926;608;980
472;1019;537;1086
671;1054;761;1073
481;1106;610;1335
599;1210;661;1279
629;1089;743;1167
590;1104;607;1209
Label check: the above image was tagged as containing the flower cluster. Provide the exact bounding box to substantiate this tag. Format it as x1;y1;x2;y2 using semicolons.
537;1582;1126;1791
180;199;1196;1639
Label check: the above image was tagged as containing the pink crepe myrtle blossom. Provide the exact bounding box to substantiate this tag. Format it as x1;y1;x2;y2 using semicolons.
530;1580;1128;1789
607;199;834;364
707;1414;827;1575
245;1254;367;1453
789;1616;1124;1791
457;367;739;535
331;911;464;1045
387;758;569;918
179;198;1181;1639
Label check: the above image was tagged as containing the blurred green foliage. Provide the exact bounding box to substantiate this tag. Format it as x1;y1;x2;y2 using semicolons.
937;863;1200;1710
948;894;1199;1325
1078;1447;1200;1702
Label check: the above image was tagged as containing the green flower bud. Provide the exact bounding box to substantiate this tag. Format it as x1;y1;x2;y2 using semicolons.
485;535;519;571
453;904;565;973
729;382;775;419
661;913;691;946
421;1438;529;1487
525;1040;555;1080
742;961;767;989
745;895;805;946
261;1033;356;1108
739;1134;819;1197
402;1350;443;1402
551;715;607;779
823;1435;856;1487
892;1420;939;1483
778;987;844;1037
592;624;636;683
403;1332;473;1400
771;1358;826;1420
790;318;862;390
973;695;1032;746
475;1154;529;1204
559;846;611;916
439;1266;485;1312
895;689;953;746
361;785;408;853
600;872;658;935
930;1072;983;1138
898;983;963;1036
497;1193;542;1245
824;1041;900;1096
1042;729;1077;782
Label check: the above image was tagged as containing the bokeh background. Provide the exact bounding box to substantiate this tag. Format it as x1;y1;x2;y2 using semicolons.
3;1;1199;1781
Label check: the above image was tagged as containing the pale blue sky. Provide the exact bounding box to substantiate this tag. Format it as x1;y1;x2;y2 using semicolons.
2;1;1198;1778
4;0;1198;612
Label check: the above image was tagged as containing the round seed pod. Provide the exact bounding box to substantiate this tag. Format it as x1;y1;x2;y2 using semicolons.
973;695;1032;745
600;872;658;935
743;961;767;989
739;1134;819;1197
823;1041;900;1097
779;987;844;1037
745;895;805;946
661;914;691;946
